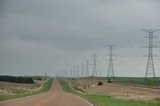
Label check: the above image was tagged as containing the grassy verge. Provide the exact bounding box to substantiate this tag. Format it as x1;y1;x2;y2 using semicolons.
0;79;52;101
59;79;159;106
59;79;78;95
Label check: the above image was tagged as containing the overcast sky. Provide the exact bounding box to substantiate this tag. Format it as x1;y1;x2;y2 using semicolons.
0;0;160;77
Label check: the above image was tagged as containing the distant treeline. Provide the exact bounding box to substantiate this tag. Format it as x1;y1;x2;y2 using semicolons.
0;76;34;84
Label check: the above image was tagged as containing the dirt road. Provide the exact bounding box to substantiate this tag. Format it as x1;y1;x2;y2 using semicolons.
0;79;92;106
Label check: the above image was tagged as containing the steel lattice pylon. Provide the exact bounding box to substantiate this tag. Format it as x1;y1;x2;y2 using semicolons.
143;29;159;85
76;65;79;78
86;60;89;77
81;63;84;77
107;45;115;79
92;54;97;77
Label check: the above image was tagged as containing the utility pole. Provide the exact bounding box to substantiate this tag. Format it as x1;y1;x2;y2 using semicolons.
81;63;84;78
107;45;115;79
143;29;159;85
86;60;89;77
92;54;98;77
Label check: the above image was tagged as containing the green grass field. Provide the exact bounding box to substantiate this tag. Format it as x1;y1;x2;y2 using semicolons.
98;77;160;87
0;79;53;101
59;79;159;106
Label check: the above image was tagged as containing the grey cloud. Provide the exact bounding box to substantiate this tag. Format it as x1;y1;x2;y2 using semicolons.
0;0;160;76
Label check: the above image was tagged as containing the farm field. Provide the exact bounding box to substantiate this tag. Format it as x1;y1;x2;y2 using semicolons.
65;77;160;105
0;78;52;101
0;80;42;95
104;77;160;87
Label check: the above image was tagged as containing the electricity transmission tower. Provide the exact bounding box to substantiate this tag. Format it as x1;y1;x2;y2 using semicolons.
107;45;115;79
73;66;76;78
70;67;73;77
29;47;31;74
143;29;159;85
77;65;80;78
92;54;98;77
81;63;84;77
66;71;68;78
45;72;47;78
86;60;89;77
